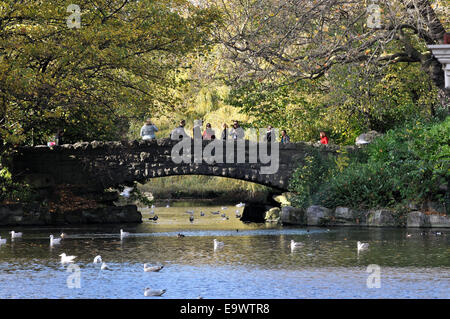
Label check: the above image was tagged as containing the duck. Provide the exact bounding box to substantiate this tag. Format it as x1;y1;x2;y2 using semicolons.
213;239;224;250
9;231;22;239
236;202;245;207
189;215;194;223
144;264;164;272
357;241;369;251
144;287;166;297
290;240;303;250
177;233;185;238
50;234;61;246
93;255;102;264
59;253;76;264
149;215;158;221
200;211;205;216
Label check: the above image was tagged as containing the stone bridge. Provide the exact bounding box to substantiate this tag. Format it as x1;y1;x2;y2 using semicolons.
10;138;343;193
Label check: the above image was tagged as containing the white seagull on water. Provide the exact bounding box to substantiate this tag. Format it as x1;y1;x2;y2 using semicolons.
119;187;133;198
144;287;166;297
9;231;22;239
59;253;76;264
213;239;224;250
144;264;164;272
290;240;303;250
120;229;130;239
357;241;369;252
101;262;110;270
50;234;61;246
93;255;103;264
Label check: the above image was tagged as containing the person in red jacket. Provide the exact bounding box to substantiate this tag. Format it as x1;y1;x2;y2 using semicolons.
320;131;328;144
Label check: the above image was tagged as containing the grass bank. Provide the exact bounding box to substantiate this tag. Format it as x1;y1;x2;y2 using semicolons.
138;175;273;204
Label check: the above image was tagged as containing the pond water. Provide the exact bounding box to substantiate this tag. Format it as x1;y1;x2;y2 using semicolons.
0;204;448;299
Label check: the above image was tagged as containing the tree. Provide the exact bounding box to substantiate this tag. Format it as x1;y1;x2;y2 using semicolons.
210;0;449;109
0;0;220;148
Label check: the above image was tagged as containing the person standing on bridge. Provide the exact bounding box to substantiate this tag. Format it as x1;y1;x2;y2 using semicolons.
140;118;159;141
202;123;215;140
171;119;189;140
320;131;329;145
221;123;229;140
281;130;290;144
230;121;244;140
264;125;273;142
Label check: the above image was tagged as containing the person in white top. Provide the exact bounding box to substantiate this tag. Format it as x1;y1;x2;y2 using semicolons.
170;119;189;140
140;118;158;140
229;121;244;140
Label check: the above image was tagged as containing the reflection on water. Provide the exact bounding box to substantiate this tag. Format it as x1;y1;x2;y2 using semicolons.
0;205;449;298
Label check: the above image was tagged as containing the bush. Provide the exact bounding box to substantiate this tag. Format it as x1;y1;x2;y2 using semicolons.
0;167;37;203
289;117;449;210
288;148;336;208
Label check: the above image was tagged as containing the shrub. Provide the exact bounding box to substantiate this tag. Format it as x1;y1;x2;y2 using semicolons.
289;117;449;210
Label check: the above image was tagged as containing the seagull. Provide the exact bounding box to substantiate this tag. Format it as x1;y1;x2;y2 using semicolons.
119;186;133;198
9;231;22;239
149;210;155;215
222;216;229;220
0;236;6;245
211;211;220;215
221;206;228;210
200;211;205;216
93;255;102;264
189;215;194;223
434;231;443;236
101;262;110;270
144;264;164;272
151;205;155;208
59;253;76;264
236;202;245;207
213;239;224;250
406;233;412;238
186;210;194;215
290;240;303;250
60;233;67;239
120;229;130;239
50;234;61;246
357;241;369;252
144;287;166;297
